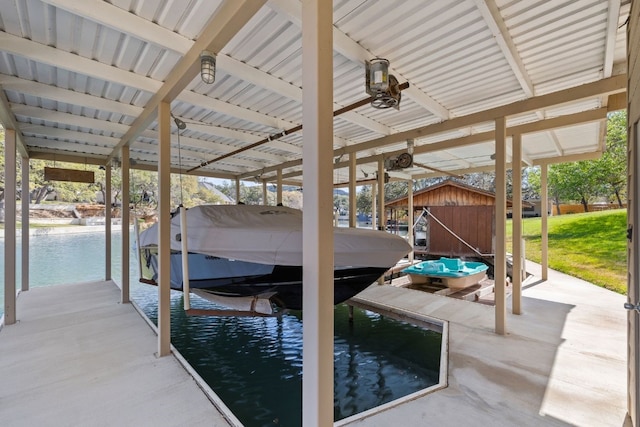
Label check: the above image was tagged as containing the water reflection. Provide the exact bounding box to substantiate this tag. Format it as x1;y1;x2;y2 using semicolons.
133;285;441;426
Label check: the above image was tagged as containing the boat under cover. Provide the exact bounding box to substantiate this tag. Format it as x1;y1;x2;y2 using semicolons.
138;205;411;311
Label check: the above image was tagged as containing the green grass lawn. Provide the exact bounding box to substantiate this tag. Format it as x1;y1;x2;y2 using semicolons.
506;209;627;294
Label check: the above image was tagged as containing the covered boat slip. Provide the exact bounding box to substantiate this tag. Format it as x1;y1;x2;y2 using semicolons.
0;0;638;425
0;263;626;426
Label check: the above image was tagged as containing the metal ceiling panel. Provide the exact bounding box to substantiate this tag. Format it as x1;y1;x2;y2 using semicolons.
0;0;630;184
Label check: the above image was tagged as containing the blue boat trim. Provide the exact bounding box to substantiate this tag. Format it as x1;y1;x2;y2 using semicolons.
403;257;488;278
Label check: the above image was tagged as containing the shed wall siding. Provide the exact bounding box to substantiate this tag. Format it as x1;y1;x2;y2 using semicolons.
423;206;494;257
389;185;496;208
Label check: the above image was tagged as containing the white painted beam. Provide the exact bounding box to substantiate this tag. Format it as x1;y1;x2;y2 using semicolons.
349;152;356;228
110;0;267;159
603;0;622;78
301;0;334;424
0;84;29;158
474;0;535;97
40;0;193;53
42;0;390;134
121;145;130;304
21;156;29;292
277;169;283;205
512;133;522;315
12;103;295;163
269;0;450;120
541;163;549;281
0;75;144;117
157;101;171;357
494;117;507;335
3;129;17;325
242;107;609;180
339;76;625;156
105;163;112;282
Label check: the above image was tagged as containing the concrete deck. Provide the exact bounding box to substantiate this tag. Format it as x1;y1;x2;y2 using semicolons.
0;281;232;427
347;262;628;426
0;265;629;426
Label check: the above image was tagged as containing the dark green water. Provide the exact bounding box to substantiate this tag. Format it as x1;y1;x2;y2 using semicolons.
133;286;442;427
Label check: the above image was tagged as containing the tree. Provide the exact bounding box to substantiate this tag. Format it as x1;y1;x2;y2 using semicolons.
597;111;627;206
527;112;628;212
356;185;372;215
384;181;408;202
334;193;349;214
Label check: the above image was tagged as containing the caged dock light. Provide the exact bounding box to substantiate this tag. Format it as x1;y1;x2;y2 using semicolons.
200;51;216;84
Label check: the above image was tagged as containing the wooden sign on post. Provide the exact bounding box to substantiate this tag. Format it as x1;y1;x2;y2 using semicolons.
44;167;95;183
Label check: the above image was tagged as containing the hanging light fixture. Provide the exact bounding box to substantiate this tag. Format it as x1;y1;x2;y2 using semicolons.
200;51;216;84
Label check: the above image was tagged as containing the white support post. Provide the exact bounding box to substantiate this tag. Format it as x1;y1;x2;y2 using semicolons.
349;152;356;228
301;0;334;425
180;205;191;310
157;102;172;357
371;182;377;230
512;133;523;315
262;180;268;205
235;177;241;204
105;162;112;281
121;146;130;303
377;159;385;284
277;169;283;205
4;129;17;325
21;155;29;292
378;158;385;231
541;163;549;280
494;117;507;335
408;179;414;263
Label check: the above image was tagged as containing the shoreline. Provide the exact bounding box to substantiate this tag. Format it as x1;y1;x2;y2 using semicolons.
0;224;124;238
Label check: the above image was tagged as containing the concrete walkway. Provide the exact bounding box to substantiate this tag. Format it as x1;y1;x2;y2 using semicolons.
0;266;629;426
346;263;628;426
0;281;232;427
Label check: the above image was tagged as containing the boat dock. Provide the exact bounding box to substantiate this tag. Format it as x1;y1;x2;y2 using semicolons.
349;261;627;426
0;281;236;427
0;262;628;426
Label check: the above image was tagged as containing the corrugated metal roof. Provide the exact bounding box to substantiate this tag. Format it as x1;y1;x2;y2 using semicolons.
0;0;631;185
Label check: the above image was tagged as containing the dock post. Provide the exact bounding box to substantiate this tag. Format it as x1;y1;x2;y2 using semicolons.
512;133;522;315
494;116;507;335
301;1;334;424
157;101;172;357
3;129;17;325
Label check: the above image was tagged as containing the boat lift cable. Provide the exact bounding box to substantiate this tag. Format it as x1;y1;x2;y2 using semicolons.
422;208;494;258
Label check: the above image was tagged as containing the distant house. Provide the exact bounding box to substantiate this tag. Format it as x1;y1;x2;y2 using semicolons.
521;199;552;217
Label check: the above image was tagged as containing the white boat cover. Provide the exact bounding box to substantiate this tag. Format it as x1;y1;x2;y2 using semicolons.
138;205;411;268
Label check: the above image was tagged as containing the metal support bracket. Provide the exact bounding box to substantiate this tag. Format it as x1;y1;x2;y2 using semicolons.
624;302;640;313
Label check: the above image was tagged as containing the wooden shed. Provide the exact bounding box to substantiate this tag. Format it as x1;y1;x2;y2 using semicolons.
386;180;519;258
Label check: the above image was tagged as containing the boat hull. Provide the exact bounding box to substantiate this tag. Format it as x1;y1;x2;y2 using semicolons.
141;250;386;310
